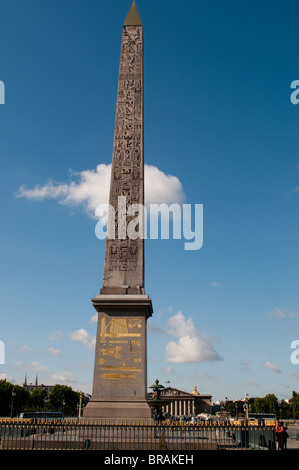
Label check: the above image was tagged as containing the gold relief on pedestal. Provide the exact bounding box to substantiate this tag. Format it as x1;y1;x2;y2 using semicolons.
99;316;143;380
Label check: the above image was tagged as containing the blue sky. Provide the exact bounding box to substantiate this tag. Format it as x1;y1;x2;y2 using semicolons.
1;0;299;404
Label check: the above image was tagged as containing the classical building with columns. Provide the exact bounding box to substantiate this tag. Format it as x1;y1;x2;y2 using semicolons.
148;385;212;417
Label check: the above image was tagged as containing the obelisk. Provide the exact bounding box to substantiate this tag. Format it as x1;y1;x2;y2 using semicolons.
83;1;153;421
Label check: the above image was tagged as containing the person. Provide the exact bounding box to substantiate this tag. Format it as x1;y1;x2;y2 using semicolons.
275;420;284;450
281;421;288;450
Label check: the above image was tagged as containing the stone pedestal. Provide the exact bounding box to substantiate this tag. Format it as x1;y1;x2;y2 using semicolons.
83;295;153;421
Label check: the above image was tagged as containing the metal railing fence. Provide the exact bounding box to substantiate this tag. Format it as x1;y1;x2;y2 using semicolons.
0;420;276;451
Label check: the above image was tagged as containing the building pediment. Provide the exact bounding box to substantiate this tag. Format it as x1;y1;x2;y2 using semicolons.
161;387;193;397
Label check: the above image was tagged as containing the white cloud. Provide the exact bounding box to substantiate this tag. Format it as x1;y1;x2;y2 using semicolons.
15;164;185;216
239;359;250;371
50;371;77;384
0;373;14;382
196;371;215;381
263;361;281;374
264;307;299;319
29;361;48;374
165;311;222;363
264;308;286;318
244;380;261;387
210;281;221;287
17;344;32;352
144;165;185;207
48;347;60;356
89;314;98;324
48;331;64;340
70;328;96;350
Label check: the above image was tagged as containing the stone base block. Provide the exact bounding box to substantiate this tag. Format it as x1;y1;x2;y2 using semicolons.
82;398;153;423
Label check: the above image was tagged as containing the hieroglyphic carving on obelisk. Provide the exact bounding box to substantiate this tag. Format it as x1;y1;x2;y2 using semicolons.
101;0;144;294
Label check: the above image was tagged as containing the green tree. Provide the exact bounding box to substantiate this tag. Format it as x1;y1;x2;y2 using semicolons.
226;401;235;416
290;391;299;419
251;397;263;414
0;380;14;416
48;384;80;416
0;380;29;416
28;388;48;411
13;385;30;416
233;400;244;418
279;399;291;419
262;394;279;414
251;394;279;415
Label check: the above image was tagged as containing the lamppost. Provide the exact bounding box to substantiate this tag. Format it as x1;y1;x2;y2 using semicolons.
244;394;249;422
44;396;48;419
78;393;83;418
77;393;83;418
10;388;16;418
